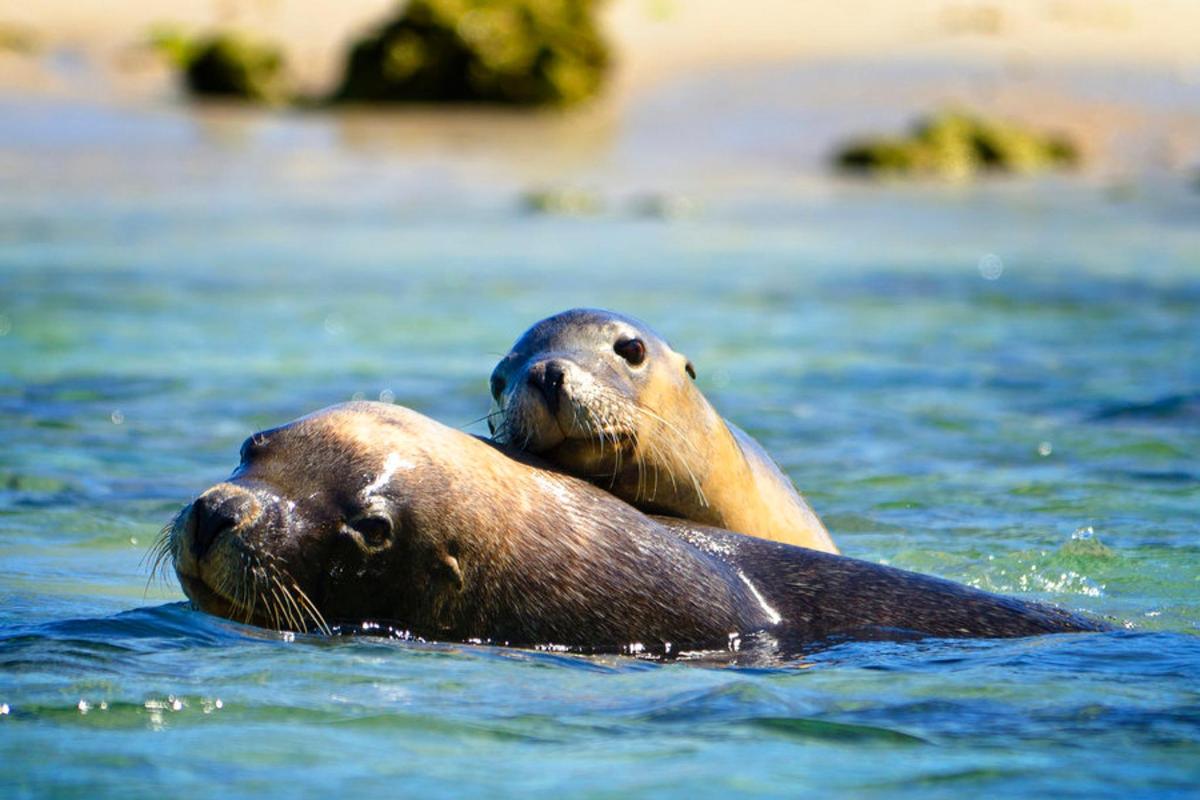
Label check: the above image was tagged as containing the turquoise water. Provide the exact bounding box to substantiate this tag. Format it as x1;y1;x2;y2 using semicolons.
1;91;1199;797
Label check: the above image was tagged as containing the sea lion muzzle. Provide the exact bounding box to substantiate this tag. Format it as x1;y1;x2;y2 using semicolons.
186;484;262;559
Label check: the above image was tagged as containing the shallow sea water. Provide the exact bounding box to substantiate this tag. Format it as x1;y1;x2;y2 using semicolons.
1;79;1199;797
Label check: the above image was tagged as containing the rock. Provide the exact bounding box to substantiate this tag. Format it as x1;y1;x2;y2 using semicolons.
334;0;610;106
151;29;287;102
520;187;603;215
0;24;39;55
835;110;1080;178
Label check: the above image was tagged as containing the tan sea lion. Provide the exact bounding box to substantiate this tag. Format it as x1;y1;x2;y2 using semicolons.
488;309;838;553
156;401;1106;652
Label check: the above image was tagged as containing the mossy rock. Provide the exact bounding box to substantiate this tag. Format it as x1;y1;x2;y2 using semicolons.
186;34;286;101
0;24;39;55
520;187;602;214
334;0;610;106
836;110;1080;179
151;29;287;102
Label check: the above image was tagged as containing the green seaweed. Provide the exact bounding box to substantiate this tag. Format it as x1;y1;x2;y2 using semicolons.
520;187;603;215
334;0;610;107
0;23;39;55
836;110;1080;179
150;28;287;103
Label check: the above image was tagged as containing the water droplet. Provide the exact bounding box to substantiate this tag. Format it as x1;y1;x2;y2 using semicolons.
323;315;345;336
129;537;139;546
1072;526;1095;540
1037;441;1053;457
215;699;223;709
171;699;183;712
378;389;395;404
110;410;124;425
351;391;365;401
77;699;89;714
99;701;108;711
0;703;10;715
978;253;1004;280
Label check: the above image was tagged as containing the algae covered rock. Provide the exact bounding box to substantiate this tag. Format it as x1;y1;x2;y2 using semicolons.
521;187;603;215
151;29;287;102
836;111;1080;179
335;0;610;106
0;24;39;55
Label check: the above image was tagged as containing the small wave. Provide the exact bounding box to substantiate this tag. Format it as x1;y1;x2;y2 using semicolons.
1089;391;1200;423
0;602;278;659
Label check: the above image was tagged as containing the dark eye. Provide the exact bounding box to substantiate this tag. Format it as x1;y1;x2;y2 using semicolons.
685;361;696;380
614;338;646;366
489;372;506;400
348;515;393;548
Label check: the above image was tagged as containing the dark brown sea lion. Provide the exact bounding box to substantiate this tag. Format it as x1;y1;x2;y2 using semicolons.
156;401;1106;652
487;308;838;553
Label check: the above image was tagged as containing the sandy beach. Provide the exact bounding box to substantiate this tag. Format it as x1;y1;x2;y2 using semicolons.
2;1;1199;183
3;0;1200;99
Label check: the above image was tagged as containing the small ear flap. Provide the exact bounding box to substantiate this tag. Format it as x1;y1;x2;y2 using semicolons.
685;360;697;380
437;550;464;591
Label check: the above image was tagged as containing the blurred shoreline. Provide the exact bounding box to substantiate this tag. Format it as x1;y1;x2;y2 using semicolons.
2;1;1199;101
1;1;1199;186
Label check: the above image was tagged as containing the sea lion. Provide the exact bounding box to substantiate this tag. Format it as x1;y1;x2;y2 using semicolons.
156;401;1106;652
488;309;838;553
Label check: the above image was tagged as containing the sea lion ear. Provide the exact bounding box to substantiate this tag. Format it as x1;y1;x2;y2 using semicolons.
437;549;464;591
685;360;697;380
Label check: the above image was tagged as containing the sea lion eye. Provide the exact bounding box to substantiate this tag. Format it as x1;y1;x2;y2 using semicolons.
489;373;506;400
614;337;646;366
348;515;393;548
685;361;696;380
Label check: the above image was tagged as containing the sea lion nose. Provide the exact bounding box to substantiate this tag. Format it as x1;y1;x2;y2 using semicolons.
527;359;567;415
188;485;259;559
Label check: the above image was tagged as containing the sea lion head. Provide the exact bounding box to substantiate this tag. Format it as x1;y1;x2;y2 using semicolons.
488;308;704;500
155;402;481;634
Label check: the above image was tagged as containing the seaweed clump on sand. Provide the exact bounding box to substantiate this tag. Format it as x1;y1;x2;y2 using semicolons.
835;111;1080;179
334;0;610;106
151;29;288;102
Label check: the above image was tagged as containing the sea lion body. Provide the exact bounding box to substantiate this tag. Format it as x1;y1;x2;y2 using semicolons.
657;519;1098;641
159;402;1106;651
488;309;838;553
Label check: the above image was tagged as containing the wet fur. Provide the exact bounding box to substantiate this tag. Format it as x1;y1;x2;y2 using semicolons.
489;308;838;553
162;402;1107;649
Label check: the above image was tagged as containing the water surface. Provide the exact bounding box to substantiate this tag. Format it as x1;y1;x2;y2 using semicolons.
1;83;1198;797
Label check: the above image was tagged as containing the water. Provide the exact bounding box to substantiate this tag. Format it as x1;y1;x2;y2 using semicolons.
2;76;1199;796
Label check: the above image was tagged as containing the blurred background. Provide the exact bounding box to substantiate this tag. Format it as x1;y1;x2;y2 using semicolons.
2;2;1198;798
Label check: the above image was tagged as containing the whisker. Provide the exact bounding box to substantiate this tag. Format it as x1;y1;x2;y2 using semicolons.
460;408;506;431
270;574;302;631
290;581;332;636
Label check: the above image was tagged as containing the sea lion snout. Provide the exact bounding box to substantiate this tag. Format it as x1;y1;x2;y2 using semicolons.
525;358;568;415
186;483;262;559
